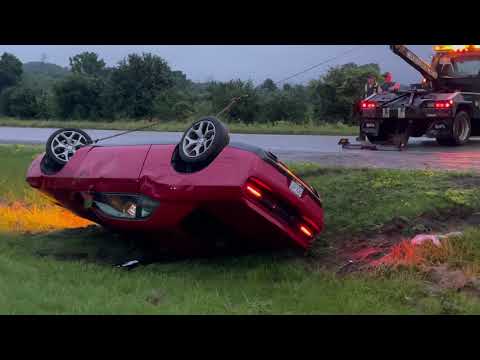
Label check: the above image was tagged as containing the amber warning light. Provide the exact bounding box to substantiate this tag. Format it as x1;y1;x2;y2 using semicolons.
434;45;480;52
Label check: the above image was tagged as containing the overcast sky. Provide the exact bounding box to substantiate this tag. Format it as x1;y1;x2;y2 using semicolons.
1;45;434;85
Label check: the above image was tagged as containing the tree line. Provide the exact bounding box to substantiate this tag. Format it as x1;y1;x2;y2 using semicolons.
0;51;384;124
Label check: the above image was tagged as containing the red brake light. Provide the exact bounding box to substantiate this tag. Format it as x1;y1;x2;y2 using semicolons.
244;177;320;240
299;224;313;238
361;100;377;109
248;177;272;192
246;185;262;198
434;100;453;109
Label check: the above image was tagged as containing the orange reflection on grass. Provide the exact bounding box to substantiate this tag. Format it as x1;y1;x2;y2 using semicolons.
0;201;92;233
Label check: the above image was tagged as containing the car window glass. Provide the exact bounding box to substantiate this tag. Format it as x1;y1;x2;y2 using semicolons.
92;193;159;219
451;56;480;77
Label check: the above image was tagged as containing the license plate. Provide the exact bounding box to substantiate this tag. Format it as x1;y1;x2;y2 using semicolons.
365;122;376;128
289;181;304;198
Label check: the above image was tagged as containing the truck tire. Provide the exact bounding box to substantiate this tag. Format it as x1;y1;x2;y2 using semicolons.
366;130;388;144
436;111;471;146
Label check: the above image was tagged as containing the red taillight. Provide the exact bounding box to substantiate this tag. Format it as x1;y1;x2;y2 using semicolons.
244;178;320;240
361;100;377;109
299;224;313;238
244;178;271;201
434;100;453;109
246;185;262;198
248;177;272;192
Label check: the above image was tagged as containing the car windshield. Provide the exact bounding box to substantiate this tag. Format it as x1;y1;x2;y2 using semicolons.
437;54;480;77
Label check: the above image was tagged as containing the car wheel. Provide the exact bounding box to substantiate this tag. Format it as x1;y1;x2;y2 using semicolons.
436;111;471;146
178;116;229;163
46;128;92;166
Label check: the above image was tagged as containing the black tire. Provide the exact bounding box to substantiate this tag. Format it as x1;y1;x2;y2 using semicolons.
45;128;92;166
366;131;388;143
178;116;229;164
436;111;471;146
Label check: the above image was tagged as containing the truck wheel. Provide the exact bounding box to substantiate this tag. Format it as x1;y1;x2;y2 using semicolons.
179;116;229;164
436;111;471;146
46;128;92;166
366;132;388;144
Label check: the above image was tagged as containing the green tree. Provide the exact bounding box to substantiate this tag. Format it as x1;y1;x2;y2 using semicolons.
69;52;106;77
261;85;308;125
310;63;381;123
1;84;51;118
0;53;23;93
207;80;261;124
53;74;105;119
109;53;175;118
258;78;278;92
153;88;194;120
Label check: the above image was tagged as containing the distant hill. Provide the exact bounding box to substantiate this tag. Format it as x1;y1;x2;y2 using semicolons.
23;61;70;78
21;62;70;91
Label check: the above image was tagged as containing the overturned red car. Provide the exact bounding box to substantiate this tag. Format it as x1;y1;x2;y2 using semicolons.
26;117;324;254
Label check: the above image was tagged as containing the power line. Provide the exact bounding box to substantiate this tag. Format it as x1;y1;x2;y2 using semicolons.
275;45;364;85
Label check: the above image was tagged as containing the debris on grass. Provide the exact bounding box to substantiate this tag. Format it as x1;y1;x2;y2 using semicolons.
411;234;442;247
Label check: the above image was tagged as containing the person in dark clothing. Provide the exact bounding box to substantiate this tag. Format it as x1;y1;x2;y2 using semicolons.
356;75;379;141
364;75;379;98
380;72;400;93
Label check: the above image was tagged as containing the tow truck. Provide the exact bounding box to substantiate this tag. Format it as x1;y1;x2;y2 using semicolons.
341;45;480;150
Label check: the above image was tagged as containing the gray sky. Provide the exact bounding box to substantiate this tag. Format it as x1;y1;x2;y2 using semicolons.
0;45;434;85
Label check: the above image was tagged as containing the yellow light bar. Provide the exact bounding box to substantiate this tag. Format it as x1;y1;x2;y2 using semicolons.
434;45;480;52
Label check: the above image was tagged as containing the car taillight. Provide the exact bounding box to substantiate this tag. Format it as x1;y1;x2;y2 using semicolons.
361;100;377;109
244;178;274;204
246;184;263;198
299;224;313;238
434;100;453;109
244;177;320;239
300;216;320;238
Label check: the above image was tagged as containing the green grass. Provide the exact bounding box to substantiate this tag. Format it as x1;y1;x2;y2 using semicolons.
0;117;356;136
0;144;45;203
1;144;480;314
291;164;480;237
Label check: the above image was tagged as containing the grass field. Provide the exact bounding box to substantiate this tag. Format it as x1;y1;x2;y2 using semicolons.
1;144;480;314
0;117;357;136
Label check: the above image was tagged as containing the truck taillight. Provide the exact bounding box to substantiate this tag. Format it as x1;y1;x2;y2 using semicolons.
434;100;453;109
361;100;377;109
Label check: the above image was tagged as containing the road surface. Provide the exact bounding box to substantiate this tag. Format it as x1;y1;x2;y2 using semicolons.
2;126;480;172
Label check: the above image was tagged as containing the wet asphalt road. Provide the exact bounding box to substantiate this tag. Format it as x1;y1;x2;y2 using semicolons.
2;126;480;172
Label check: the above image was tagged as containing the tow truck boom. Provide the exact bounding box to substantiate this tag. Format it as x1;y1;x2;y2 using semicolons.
389;45;438;82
